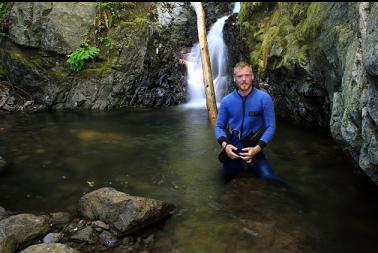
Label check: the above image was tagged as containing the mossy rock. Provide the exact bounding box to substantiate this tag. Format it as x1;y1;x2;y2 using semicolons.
239;2;332;77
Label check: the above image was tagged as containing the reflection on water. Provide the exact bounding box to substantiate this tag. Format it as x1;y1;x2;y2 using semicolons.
0;108;377;253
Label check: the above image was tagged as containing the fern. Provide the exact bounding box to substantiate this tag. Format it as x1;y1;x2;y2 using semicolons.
67;43;100;72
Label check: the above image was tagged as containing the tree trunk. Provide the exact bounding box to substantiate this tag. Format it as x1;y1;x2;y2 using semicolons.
192;2;218;126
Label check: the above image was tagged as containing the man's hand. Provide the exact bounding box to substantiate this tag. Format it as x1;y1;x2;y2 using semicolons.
239;145;262;163
222;142;240;159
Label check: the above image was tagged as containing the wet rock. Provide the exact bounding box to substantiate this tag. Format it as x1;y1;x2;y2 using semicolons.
78;187;176;236
61;220;85;234
19;243;80;253
49;212;73;226
0;206;8;220
0;236;17;253
91;220;110;231
0;213;50;253
0;81;44;112
69;226;97;244
363;3;378;77
99;230;119;248
43;233;62;243
143;234;154;246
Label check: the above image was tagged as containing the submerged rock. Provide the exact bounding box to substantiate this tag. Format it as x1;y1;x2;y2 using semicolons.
78;187;176;236
99;230;119;248
42;233;62;244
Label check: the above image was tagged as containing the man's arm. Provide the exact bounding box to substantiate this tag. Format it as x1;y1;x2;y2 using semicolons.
240;94;275;162
216;99;241;160
260;94;276;145
215;99;229;146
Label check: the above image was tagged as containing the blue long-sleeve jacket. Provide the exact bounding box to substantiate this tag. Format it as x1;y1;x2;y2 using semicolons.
215;88;276;147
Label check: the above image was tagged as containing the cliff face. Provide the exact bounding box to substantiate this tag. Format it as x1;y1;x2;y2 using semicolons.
0;2;232;110
0;2;226;110
238;2;378;184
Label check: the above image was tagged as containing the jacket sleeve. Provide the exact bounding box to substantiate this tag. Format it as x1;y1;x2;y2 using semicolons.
215;99;229;145
260;94;276;145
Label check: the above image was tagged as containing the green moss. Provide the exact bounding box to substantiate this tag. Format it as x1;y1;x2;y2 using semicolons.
335;23;353;53
0;2;12;35
260;25;279;68
2;40;70;80
239;2;277;75
250;49;263;74
89;2;153;68
7;43;45;70
296;3;325;42
0;63;8;78
239;2;332;77
80;64;113;76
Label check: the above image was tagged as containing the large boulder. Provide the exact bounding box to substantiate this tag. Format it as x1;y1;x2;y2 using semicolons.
19;243;80;253
9;2;97;54
0;214;50;253
78;187;176;236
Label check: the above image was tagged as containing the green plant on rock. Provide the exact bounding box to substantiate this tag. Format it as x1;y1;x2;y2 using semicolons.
0;2;10;37
95;2;136;33
67;41;100;72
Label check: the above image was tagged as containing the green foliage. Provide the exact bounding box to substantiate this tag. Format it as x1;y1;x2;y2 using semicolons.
0;3;6;17
238;3;277;75
67;41;100;72
95;2;136;34
0;2;10;36
239;2;329;76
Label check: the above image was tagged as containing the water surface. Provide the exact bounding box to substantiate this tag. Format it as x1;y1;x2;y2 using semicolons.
0;108;377;253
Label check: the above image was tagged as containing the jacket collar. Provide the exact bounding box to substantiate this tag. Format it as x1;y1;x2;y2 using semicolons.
234;87;255;99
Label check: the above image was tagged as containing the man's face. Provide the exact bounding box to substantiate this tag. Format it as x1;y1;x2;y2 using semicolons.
234;67;254;92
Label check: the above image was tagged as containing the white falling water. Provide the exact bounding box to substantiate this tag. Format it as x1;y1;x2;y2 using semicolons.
182;3;240;109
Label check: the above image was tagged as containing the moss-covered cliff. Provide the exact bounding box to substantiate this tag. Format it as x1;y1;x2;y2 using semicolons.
0;2;193;110
238;2;378;184
0;2;233;111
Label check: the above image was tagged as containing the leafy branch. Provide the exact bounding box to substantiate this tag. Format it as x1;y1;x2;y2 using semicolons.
67;41;100;72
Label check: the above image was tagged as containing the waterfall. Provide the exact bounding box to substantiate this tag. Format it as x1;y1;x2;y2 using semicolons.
182;3;240;109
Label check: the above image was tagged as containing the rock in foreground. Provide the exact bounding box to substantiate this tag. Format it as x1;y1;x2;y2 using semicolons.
19;243;80;253
78;187;175;236
0;214;50;253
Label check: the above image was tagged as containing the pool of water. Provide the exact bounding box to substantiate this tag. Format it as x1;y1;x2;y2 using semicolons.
0;108;377;253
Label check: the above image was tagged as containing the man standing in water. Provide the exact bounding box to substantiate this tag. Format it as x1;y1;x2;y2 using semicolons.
215;61;285;185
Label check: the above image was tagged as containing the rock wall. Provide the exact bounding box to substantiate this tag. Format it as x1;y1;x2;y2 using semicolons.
237;2;378;184
0;2;232;111
0;2;189;110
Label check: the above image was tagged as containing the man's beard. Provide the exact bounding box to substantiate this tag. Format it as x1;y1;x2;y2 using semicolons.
239;83;251;91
